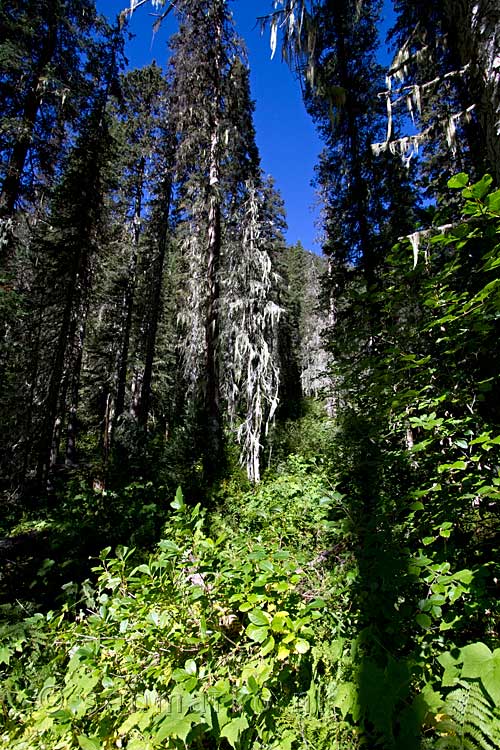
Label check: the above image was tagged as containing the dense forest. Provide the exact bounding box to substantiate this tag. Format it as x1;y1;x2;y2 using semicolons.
0;1;499;748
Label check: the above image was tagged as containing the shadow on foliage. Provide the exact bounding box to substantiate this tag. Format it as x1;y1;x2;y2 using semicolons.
335;409;426;750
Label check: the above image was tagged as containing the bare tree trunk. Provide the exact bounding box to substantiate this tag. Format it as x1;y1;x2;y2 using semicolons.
129;370;142;419
21;288;44;481
205;180;222;456
36;273;78;486
137;158;174;430
65;302;90;466
114;158;145;428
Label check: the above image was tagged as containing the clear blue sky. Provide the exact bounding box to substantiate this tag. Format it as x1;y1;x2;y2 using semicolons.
96;1;394;253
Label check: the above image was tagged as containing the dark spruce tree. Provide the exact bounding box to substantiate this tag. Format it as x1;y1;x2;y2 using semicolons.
167;0;232;475
0;0;102;222
84;63;173;467
0;12;124;496
29;39;121;490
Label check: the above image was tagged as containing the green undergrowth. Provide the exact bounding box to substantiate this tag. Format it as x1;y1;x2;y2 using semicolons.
1;453;499;749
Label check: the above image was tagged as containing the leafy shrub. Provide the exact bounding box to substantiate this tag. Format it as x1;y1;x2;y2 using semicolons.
0;488;338;750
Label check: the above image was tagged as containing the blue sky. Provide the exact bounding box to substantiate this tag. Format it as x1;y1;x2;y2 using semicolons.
96;1;394;253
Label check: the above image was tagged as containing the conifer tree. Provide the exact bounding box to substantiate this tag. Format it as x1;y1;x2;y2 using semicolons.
167;0;229;470
0;9;123;484
90;64;172;448
224;176;285;482
0;0;102;221
30;41;121;486
168;0;286;480
282;241;328;401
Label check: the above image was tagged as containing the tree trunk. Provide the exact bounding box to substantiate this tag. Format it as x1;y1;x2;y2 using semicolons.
114;158;145;427
334;8;375;287
137;162;173;430
65;301;90;466
204;3;224;469
36;271;78;486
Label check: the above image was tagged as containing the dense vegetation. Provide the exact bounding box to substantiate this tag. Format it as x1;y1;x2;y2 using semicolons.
1;1;499;748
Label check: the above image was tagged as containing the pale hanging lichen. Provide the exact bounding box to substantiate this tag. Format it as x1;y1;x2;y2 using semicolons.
408;231;422;268
376;16;476;168
223;182;282;483
176;222;207;393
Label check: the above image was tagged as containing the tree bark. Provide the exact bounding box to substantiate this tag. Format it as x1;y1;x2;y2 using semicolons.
114;158;145;426
204;2;224;468
136;161;173;430
65;296;90;466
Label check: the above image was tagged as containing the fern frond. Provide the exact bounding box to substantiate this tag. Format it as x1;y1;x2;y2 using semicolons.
435;680;500;750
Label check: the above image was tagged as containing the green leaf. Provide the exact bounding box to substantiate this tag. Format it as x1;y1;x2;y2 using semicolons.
482;651;500;704
439;527;451;539
439;617;459;632
411;685;443;723
333;682;356;719
77;737;100;750
277;645;290;660
448;172;469;188
410;501;424;511
246;624;269;643
460;642;492;678
294;639;310;654
158;539;181;555
250;695;264;713
184;659;197;675
171;486;185;510
247;675;259;693
416;614;432;629
118;711;146;734
208;679;231;700
248;609;270;627
270;612;289;632
486;189;500;213
130;563;151;576
273;731;295;750
260;635;275;656
306;598;326;609
468;173;493;199
0;646;12;665
155;715;196;744
451;569;473;584
219;716;249;748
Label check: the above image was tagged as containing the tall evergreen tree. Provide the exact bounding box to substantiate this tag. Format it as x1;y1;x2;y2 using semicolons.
0;8;124;492
0;0;102;221
282;241;328;401
224;176;285;482
168;0;286;481
24;35;122;487
167;0;238;471
80;63;173;470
